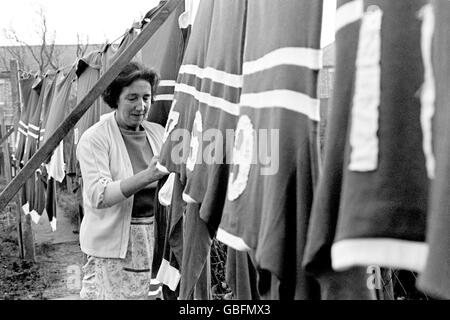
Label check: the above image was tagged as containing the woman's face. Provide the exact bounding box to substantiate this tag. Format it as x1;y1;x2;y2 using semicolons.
115;79;152;131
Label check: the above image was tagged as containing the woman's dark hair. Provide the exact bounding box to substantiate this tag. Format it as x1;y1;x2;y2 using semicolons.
102;61;160;109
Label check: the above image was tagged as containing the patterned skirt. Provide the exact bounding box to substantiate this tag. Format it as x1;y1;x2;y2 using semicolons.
80;216;155;300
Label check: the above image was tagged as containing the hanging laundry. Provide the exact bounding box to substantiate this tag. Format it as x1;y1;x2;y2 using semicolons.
101;27;143;73
75;50;109;140
73;28;145;213
15;76;38;169
18;77;42;218
215;0;323;299
178;0;201;33
179;0;246;300
22;74;57;224
75;26;144;141
37;73;60;230
225;248;261;300
154;0;211;299
150;175;171;299
303;0;429;288
142;0;167;21
158;0;209;182
38;73;59;147
22;77;44;223
13;76;33;215
158;0;242;300
43;65;78;183
141;0;187;127
181;0;245;231
417;0;450;300
155;173;185;297
73;50;108;220
63;78;79;178
180;202;212;299
44;176;57;232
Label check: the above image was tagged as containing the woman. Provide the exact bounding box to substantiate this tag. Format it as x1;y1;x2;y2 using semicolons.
76;62;168;299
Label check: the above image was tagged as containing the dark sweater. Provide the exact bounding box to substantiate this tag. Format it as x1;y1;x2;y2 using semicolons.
120;126;157;218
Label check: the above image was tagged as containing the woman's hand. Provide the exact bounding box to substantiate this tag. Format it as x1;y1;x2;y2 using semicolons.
146;155;169;182
120;155;169;198
146;156;168;184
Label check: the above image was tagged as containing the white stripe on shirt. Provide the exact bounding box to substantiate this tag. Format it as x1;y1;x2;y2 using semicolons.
19;121;28;129
243;47;323;76
154;94;175;101
179;64;243;88
240;90;320;121
28;123;40;131
18;127;27;136
175;83;240;116
28;131;39;139
158;80;176;87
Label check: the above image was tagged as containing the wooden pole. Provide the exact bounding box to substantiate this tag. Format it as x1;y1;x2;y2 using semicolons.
9;59;26;259
21;207;36;261
0;0;181;212
0;94;11;180
0;72;11;79
0;126;15;147
0;111;4;178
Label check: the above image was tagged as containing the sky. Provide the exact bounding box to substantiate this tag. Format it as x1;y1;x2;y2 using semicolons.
0;0;336;47
0;0;161;46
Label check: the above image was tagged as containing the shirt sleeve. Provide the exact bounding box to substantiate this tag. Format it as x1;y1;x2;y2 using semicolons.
76;131;127;209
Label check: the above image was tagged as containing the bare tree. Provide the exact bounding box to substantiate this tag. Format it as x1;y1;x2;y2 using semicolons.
0;46;27;73
1;7;61;74
76;33;91;58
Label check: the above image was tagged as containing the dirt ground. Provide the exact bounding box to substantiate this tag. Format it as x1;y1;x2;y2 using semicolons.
0;184;230;300
32;202;85;300
0;187;85;300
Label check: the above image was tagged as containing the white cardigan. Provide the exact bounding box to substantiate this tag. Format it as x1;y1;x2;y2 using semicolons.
76;111;164;258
